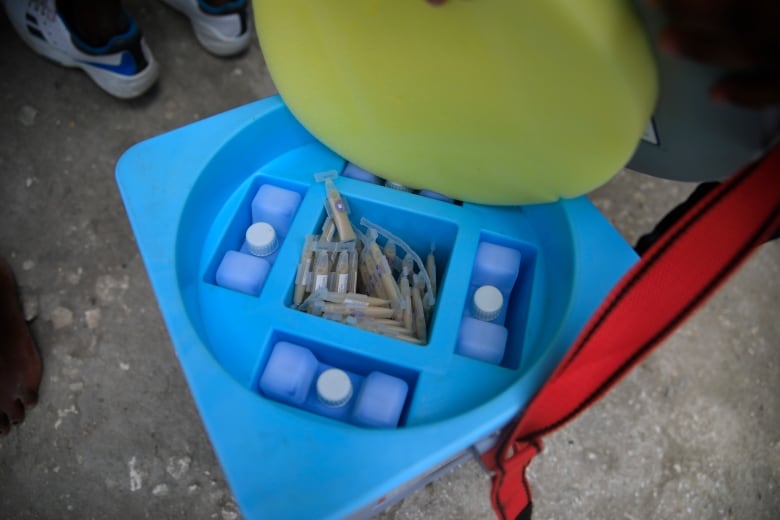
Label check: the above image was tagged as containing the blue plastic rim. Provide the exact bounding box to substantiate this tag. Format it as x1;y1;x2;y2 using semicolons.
115;95;637;519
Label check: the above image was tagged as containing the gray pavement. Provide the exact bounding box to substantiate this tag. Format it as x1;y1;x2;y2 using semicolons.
1;3;778;519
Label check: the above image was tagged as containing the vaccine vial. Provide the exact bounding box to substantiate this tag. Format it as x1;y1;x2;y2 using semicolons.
316;368;353;407
259;342;319;405
251;184;302;238
215;250;271;297
470;242;522;293
471;285;504;321
324;178;356;242
352;371;409;428
456;316;507;365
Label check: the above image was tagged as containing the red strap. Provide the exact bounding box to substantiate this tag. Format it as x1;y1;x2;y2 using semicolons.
483;145;780;520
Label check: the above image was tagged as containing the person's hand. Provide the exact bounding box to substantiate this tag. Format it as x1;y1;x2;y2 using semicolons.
650;0;780;108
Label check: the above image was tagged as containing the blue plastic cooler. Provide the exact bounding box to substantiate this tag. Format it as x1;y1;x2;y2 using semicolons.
115;95;637;519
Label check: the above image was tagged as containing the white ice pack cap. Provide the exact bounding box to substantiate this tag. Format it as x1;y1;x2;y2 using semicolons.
316;368;353;407
472;285;504;321
246;222;278;257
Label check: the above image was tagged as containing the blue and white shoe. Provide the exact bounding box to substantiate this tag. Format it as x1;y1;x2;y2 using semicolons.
2;0;159;99
160;0;251;57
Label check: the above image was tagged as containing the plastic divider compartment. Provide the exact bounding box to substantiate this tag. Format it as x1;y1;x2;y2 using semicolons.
456;233;537;369
254;330;419;428
286;179;458;346
204;175;307;291
173;109;346;390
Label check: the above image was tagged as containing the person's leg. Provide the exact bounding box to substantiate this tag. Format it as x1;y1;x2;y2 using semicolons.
0;258;42;436
1;0;159;99
57;0;128;47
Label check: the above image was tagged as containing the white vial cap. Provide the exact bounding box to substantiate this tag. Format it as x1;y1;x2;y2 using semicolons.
472;285;504;321
246;222;278;257
316;368;353;407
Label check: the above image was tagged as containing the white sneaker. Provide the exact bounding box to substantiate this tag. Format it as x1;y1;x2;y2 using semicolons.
2;0;159;99
160;0;251;57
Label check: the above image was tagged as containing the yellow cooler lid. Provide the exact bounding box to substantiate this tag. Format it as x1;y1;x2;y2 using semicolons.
253;0;658;205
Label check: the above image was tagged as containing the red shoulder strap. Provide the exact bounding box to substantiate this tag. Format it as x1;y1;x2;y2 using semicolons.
482;145;780;520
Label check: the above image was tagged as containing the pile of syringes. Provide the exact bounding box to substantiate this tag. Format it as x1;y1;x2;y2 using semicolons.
293;172;438;345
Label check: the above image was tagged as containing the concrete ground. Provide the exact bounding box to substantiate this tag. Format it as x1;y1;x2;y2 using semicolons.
1;3;778;519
